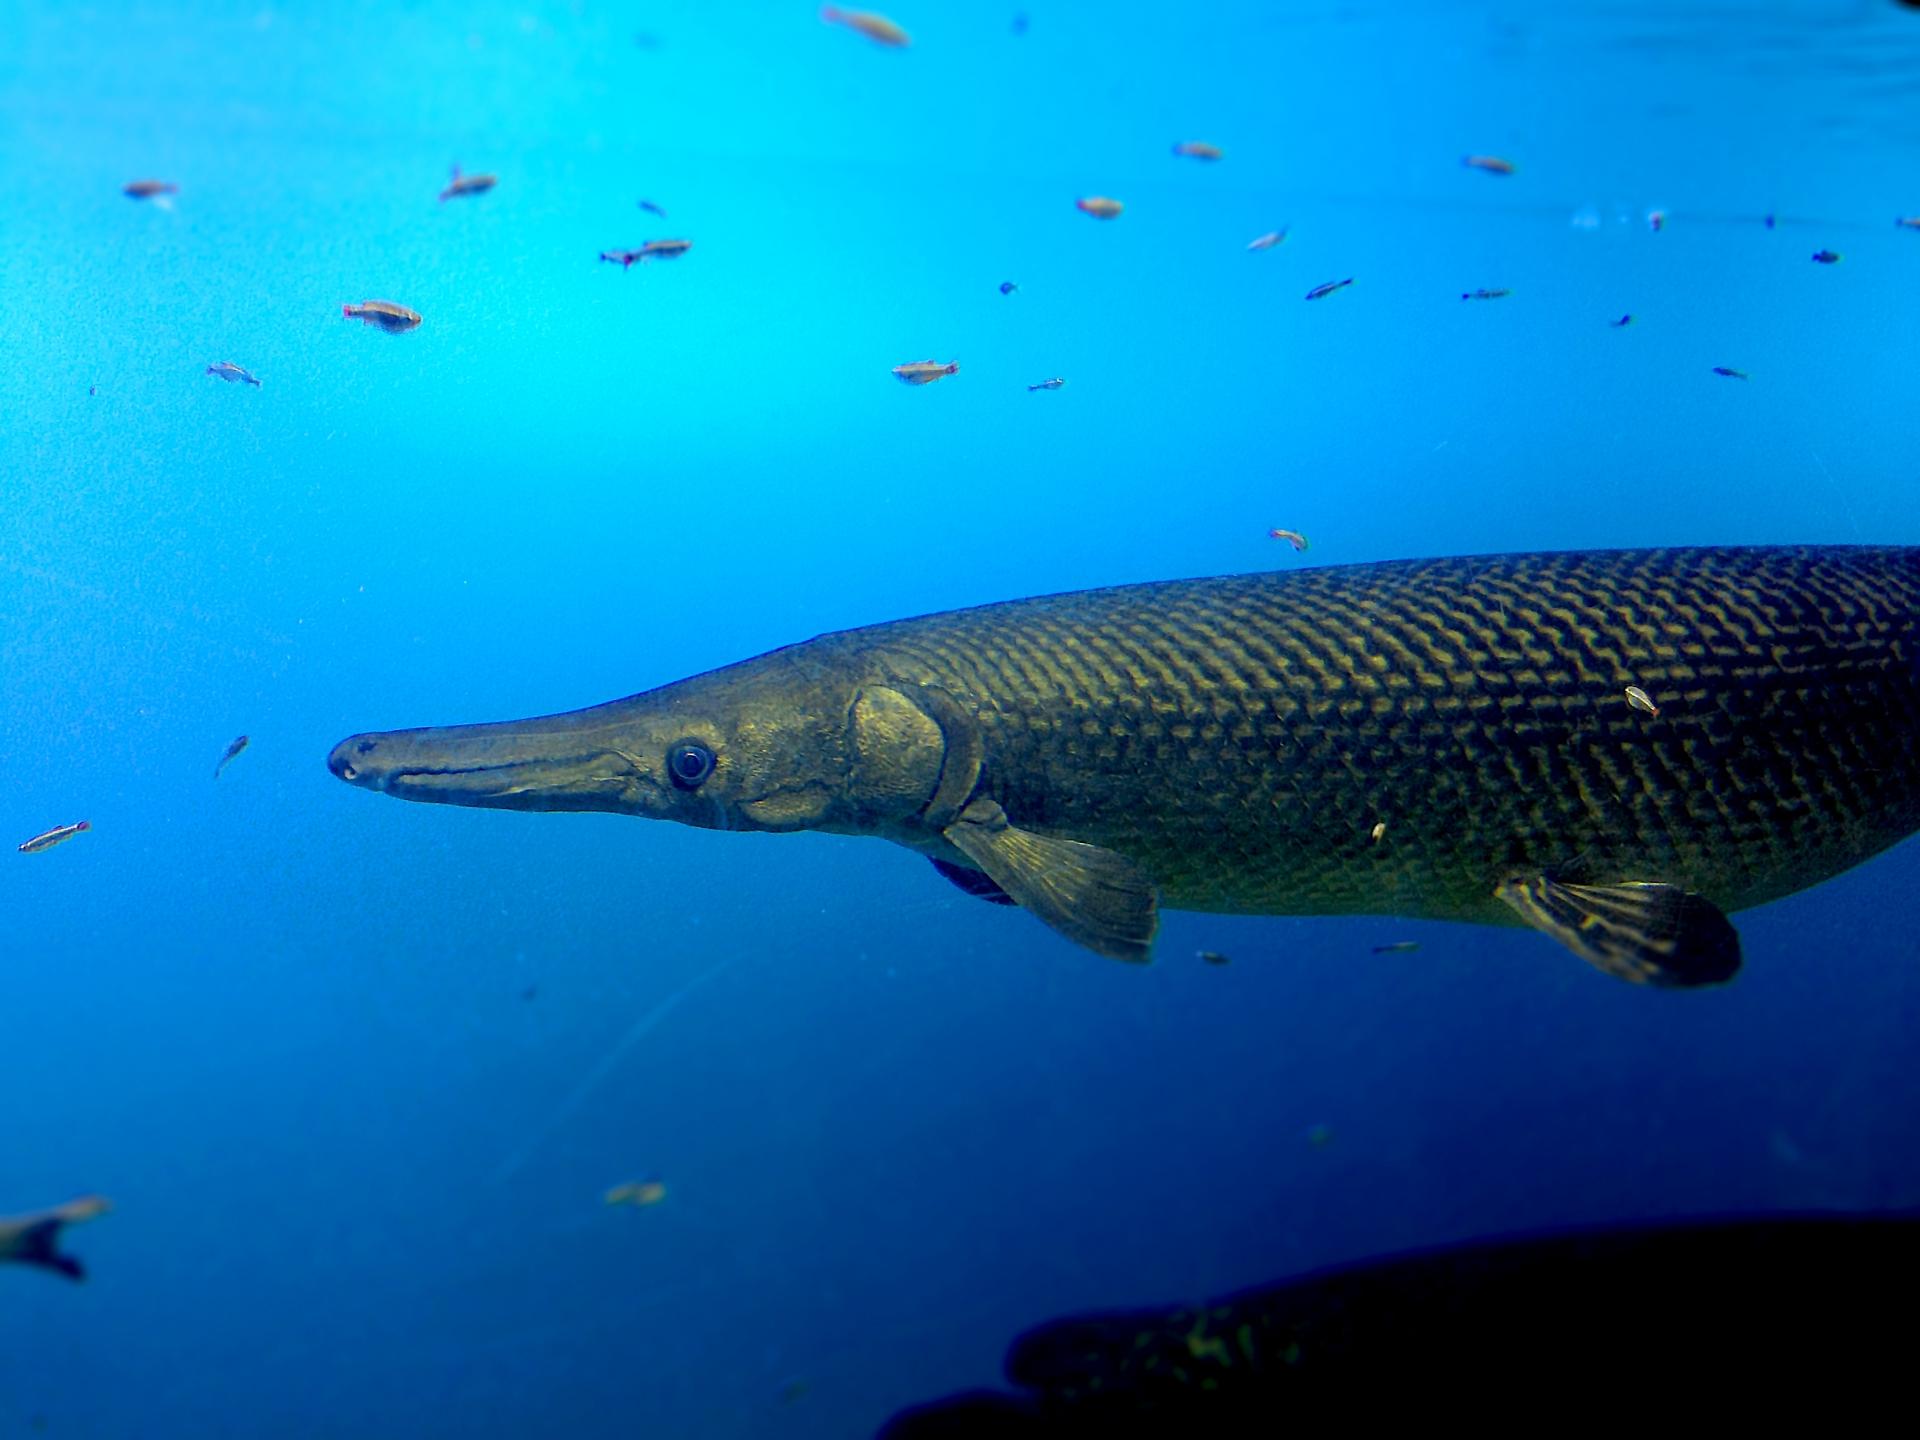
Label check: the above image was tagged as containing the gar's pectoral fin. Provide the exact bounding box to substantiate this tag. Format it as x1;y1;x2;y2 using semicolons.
1495;875;1742;987
943;798;1158;962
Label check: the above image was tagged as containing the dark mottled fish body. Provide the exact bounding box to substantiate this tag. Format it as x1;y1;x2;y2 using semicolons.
878;1211;1920;1433
837;545;1920;923
330;547;1920;977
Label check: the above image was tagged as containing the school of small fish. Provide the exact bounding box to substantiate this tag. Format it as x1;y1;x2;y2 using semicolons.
23;6;1918;1270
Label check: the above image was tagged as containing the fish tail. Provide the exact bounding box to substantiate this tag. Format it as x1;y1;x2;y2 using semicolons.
14;1221;82;1282
342;304;353;318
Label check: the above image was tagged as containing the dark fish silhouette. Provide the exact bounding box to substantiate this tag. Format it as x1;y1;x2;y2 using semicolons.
877;1210;1920;1434
328;547;1920;984
214;734;249;780
0;1196;109;1282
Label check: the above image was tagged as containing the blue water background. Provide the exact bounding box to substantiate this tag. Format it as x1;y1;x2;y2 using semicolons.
5;1;1920;1434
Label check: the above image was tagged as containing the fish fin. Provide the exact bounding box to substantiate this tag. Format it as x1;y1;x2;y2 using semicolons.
1495;876;1741;987
929;857;1017;906
943;799;1157;963
11;1220;83;1281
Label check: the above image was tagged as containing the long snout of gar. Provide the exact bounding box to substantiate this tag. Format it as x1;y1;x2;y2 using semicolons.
327;701;651;812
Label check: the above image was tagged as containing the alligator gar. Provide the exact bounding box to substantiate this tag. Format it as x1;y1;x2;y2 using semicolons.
327;546;1920;985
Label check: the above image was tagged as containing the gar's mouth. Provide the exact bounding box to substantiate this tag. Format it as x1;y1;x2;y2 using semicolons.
382;760;550;792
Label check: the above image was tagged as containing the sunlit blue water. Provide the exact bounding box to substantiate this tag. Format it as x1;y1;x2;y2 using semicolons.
5;2;1920;1435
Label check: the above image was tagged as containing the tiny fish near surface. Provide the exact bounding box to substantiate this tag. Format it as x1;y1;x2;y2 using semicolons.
19;821;89;854
600;239;692;267
892;360;959;385
439;166;496;202
329;547;1920;988
214;734;250;779
820;7;909;46
342;301;421;333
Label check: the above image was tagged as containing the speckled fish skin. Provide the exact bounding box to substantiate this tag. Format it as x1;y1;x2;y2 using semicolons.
330;547;1920;943
835;546;1920;924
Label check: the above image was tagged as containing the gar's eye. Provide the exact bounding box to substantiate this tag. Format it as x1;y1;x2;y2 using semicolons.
666;740;715;789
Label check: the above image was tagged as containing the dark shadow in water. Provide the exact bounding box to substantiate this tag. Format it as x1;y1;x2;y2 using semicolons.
878;1209;1920;1434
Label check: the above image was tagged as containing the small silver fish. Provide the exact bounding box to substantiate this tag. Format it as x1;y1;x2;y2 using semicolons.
1305;277;1353;301
1027;377;1065;391
214;734;250;780
892;360;960;385
206;362;261;387
1624;685;1660;717
438;167;497;203
19;821;89;855
1246;229;1287;251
